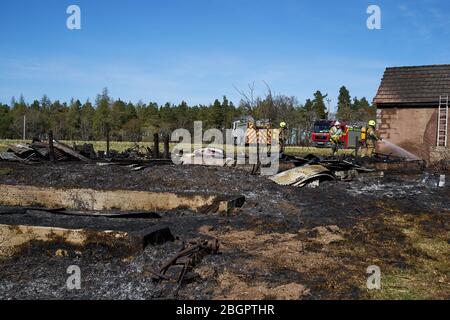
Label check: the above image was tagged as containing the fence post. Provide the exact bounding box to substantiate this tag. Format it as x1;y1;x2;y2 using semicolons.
153;133;160;159
163;134;170;159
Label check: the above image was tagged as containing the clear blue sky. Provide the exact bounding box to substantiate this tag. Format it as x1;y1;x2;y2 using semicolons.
1;0;449;111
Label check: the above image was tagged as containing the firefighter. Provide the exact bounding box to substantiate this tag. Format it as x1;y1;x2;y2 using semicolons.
279;122;288;155
360;126;367;147
357;126;367;156
329;121;343;156
364;120;382;157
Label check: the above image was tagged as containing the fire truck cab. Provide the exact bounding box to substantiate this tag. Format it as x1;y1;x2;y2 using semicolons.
311;120;349;148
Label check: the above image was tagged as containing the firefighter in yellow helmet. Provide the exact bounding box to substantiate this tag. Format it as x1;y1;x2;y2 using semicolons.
279;122;287;155
329;121;343;156
364;120;382;157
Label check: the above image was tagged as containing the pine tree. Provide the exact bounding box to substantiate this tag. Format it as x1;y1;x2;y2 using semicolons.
312;91;327;120
80;100;95;140
336;86;352;121
210;99;224;129
67;99;82;140
93;88;112;139
0;103;12;138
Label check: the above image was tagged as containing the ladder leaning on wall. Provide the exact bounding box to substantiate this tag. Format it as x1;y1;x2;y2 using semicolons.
437;95;449;147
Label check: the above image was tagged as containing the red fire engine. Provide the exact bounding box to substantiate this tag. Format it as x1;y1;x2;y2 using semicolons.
311;120;349;148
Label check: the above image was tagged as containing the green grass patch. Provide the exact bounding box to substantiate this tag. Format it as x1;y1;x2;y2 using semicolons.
367;222;449;300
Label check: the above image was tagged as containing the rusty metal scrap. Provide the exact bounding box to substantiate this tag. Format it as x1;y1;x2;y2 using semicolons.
151;238;220;284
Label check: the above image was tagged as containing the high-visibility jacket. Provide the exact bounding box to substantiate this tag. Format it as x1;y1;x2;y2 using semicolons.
329;126;343;142
367;126;380;141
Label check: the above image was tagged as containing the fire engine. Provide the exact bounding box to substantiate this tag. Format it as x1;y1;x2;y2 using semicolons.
311;120;362;149
311;120;349;148
232;117;274;146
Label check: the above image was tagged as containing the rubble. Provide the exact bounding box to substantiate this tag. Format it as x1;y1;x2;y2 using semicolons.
0;140;171;163
0;140;89;162
270;155;377;188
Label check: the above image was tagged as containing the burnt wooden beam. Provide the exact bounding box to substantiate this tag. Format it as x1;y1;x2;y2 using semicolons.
153;133;160;159
163;134;170;159
48;131;55;162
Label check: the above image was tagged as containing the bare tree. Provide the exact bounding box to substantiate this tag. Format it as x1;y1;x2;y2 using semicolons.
234;81;258;119
234;82;277;174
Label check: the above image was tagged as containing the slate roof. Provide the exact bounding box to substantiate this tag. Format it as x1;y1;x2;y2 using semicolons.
374;64;450;105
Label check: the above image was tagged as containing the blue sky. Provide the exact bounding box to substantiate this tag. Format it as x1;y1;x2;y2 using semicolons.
1;0;449;111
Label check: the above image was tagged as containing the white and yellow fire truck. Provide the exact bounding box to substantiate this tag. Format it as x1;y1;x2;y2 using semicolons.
232;117;275;146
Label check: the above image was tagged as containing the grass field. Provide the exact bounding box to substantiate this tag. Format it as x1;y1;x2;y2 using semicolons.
0;139;352;157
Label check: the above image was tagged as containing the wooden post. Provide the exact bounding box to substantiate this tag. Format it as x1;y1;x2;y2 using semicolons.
153;133;160;159
23;115;26;140
48;130;55;162
106;124;110;158
163;134;170;159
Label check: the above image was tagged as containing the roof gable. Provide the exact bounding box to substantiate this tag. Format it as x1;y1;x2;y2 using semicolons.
374;64;450;105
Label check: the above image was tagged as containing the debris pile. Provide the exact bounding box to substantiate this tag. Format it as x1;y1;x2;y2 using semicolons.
0;141;166;163
271;154;375;188
97;144;154;160
0;141;89;162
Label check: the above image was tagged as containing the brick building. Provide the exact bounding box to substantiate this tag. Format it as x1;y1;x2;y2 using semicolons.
373;64;450;163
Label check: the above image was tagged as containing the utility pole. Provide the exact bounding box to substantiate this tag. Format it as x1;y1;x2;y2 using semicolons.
23;115;26;140
326;98;332;120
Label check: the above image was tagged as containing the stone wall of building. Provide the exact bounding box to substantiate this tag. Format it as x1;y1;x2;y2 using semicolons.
376;107;449;163
430;146;450;164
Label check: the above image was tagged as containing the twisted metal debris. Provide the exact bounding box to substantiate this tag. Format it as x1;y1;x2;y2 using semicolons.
151;238;220;284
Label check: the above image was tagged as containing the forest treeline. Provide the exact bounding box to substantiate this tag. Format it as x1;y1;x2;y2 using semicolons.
0;86;376;143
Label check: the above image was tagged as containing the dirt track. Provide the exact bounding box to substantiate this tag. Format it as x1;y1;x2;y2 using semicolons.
0;162;449;299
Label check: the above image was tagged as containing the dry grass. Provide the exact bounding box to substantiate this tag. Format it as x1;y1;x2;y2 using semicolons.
0;139;353;157
0;140;139;153
285;146;353;157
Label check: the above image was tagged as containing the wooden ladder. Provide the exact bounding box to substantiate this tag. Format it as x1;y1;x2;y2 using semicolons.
437;95;449;147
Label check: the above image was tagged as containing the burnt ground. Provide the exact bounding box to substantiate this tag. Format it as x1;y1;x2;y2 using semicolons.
0;162;449;300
